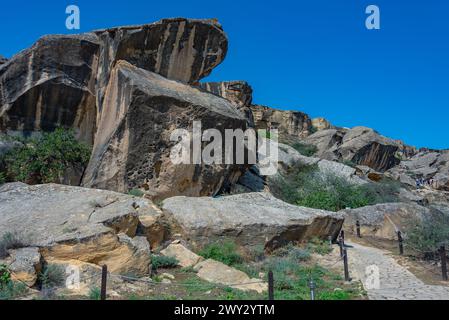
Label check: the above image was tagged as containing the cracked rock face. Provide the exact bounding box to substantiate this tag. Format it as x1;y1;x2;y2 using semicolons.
0;183;163;276
162;192;344;251
82;61;248;200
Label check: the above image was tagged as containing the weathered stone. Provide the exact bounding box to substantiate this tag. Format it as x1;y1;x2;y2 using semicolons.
311;117;333;131
305;127;416;172
198;81;254;126
0;183;159;275
160;243;204;268
0;55;7;65
163;192;344;251
250;105;313;140
3;247;42;286
341;203;429;240
82;61;247;200
0;34;100;144
194;259;267;293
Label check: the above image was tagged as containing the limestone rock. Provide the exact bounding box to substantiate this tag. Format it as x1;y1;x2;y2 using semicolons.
82;61;247;200
0;183;159;275
194;259;267;293
0;34;100;144
250;105;313;140
198;81;254;125
305;127;416;172
162;192;344;251
3;247;42;286
311;117;333;131
341;203;429;240
160;243;203;268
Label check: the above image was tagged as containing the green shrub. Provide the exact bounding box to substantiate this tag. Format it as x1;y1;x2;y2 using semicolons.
0;232;26;258
151;255;179;269
0;264;11;288
291;142;318;157
128;189;144;197
0;281;28;300
88;287;101;300
271;164;399;212
2;128;91;184
39;265;66;288
198;241;243;266
405;213;449;259
0;172;5;185
307;238;332;255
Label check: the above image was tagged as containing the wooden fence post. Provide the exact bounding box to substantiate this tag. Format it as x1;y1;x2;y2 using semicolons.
440;245;448;281
397;231;404;255
268;270;274;300
356;221;361;238
101;265;108;300
343;249;351;282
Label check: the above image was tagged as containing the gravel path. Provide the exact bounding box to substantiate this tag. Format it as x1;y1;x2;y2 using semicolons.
347;241;449;300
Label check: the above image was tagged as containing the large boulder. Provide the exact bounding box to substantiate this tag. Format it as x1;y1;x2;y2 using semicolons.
82;61;248;200
0;183;163;276
340;202;429;240
0;247;42;286
162;192;344;251
250;105;313;140
0;34;100;144
305;126;416;172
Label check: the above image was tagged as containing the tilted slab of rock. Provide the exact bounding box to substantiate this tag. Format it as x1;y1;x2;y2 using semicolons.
83;61;248;200
160;243;204;268
162;192;344;250
250;105;313;140
0;183;164;276
340;202;429;240
0;34;100;144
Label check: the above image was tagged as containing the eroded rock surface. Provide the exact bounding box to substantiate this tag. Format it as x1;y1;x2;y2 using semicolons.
163;192;344;251
0;183;162;276
82;61;247;200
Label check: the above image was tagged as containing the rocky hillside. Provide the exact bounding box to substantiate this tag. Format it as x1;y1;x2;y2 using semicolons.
0;17;448;300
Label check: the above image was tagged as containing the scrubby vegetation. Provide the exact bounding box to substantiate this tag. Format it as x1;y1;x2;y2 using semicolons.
151;255;179;269
0;232;26;259
128;189;145;197
88;287;102;300
0;128;91;184
0;265;28;300
199;241;244;266
405;212;449;259
39;265;66;289
291;142;318;157
271;164;400;212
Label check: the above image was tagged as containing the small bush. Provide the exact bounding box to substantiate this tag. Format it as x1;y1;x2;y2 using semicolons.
0;281;28;300
88;287;101;300
2;128;91;184
39;265;66;288
198;241;243;266
128;189;144;197
0;264;11;288
291;142;318;157
0;232;26;258
307;238;332;255
0;172;5;185
151;255;179;269
405;213;449;259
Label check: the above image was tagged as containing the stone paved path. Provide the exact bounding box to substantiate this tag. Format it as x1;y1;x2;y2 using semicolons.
347;242;449;300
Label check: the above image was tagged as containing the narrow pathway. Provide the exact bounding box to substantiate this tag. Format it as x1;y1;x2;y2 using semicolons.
346;242;449;300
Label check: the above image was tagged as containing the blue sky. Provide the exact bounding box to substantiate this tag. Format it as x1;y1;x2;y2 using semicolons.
1;1;448;149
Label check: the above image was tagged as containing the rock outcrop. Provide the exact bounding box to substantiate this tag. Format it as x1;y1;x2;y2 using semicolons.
341;202;429;240
162;192;344;251
386;149;449;191
0;183;166;284
82;61;248;200
0;55;7;65
304;126;416;172
198;81;254;125
311;117;333;131
250;105;313;140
